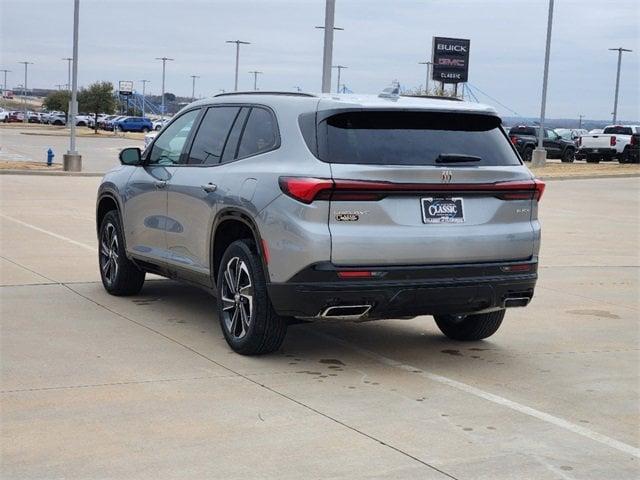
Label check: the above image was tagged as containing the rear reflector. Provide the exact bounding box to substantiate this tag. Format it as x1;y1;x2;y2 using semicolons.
261;239;270;264
279;177;546;203
501;264;532;272
337;270;373;279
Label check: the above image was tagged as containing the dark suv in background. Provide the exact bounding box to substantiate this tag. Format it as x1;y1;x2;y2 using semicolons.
508;125;576;162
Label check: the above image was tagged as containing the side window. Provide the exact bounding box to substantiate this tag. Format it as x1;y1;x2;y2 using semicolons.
148;109;199;165
221;107;250;163
188;106;240;165
237;107;278;159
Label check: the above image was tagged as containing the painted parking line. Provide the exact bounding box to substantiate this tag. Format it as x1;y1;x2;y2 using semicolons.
0;214;95;252
315;331;640;459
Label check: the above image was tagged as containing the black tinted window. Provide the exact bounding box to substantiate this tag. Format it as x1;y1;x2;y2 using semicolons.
603;126;633;135
188;107;240;165
509;126;537;135
237;108;278;158
320;111;520;166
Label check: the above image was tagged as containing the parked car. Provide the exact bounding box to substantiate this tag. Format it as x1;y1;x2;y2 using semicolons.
103;115;126;130
152;118;169;131
7;111;24;122
144;131;158;148
555;128;587;143
508;125;576;162
75;114;92;127
49;113;67;126
98;115;118;129
97;92;544;355
114;116;153;133
577;125;640;163
0;109;8;122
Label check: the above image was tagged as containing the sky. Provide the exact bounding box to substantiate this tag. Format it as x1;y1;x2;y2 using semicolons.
1;0;639;121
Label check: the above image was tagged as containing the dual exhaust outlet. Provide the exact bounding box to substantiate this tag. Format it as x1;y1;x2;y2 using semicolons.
319;305;372;320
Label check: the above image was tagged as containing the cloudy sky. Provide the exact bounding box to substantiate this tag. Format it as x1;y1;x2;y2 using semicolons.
1;0;638;120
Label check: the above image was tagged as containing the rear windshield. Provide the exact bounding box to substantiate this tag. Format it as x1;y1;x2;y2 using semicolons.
318;111;520;166
508;126;537;135
603;126;633;135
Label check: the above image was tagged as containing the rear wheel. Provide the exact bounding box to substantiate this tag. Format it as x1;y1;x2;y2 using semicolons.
216;239;287;355
561;148;575;163
586;154;600;164
522;146;533;162
141;127;150;133
434;310;505;341
99;211;145;295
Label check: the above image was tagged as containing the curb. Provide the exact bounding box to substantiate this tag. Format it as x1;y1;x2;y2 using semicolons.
0;169;103;177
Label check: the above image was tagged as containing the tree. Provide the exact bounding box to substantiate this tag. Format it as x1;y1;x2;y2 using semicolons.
43;90;71;115
163;92;176;102
78;81;116;132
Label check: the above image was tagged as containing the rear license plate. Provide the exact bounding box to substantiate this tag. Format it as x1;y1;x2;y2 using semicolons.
421;197;464;224
593;149;599;153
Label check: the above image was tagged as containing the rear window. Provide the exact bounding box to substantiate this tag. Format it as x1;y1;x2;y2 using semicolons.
509;126;537;135
603;126;633;135
318;111;520;166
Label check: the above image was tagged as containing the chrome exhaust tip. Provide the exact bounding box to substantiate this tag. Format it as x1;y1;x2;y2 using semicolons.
320;305;372;320
504;297;530;308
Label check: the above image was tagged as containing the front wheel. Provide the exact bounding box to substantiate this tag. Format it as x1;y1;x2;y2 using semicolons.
522;146;533;162
561;148;575;163
99;211;145;295
216;240;287;355
434;309;505;341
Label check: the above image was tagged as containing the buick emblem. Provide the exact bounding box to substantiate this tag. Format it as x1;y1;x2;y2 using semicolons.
441;170;453;183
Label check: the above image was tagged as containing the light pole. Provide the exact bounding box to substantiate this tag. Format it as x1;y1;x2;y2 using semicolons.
139;79;150;117
155;57;174;122
62;57;72;91
317;0;343;93
55;84;65;90
226;40;250;91
18;61;33;123
578;114;584;129
332;65;347;94
0;69;10;93
63;0;81;171
248;71;262;90
532;0;555;167
190;75;200;101
608;47;632;124
418;61;432;95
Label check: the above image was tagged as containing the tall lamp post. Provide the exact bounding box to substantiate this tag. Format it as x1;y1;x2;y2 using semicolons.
63;0;81;171
608;47;632;124
532;0;555;167
248;70;262;90
0;69;11;93
62;57;72;90
155;56;174;122
226;40;250;91
18;61;33;123
317;0;343;93
190;75;200;101
332;65;347;93
139;79;150;117
418;61;432;95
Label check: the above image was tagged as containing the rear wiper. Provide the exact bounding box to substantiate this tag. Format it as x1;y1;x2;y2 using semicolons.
436;154;482;164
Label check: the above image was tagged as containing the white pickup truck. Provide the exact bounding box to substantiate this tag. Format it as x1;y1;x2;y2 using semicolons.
578;125;639;163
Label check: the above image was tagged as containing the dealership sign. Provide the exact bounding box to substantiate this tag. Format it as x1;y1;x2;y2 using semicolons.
431;37;470;83
118;80;134;96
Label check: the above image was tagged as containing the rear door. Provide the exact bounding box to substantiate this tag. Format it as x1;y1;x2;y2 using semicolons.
319;110;538;266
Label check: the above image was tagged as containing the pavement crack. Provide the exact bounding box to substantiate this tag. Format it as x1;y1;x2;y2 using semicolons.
61;283;459;480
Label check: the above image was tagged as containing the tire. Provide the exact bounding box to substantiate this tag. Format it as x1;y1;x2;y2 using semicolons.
98;210;145;296
77;121;86;127
586;155;600;164
561;148;575;163
522;146;533;162
117;126;124;132
216;239;287;355
141;127;150;133
434;309;505;341
155;125;162;131
618;148;630;164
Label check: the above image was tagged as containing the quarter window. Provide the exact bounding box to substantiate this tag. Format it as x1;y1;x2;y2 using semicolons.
237;107;278;158
188;107;240;165
148;109;199;165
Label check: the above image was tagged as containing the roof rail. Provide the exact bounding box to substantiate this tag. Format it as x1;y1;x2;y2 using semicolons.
213;91;317;98
400;94;462;102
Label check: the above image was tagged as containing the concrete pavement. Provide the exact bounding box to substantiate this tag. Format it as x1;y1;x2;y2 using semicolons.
1;174;638;479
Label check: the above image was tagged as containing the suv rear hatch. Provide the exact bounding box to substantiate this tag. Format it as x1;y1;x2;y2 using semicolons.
317;109;541;266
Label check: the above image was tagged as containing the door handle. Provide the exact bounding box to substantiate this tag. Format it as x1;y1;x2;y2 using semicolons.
154;180;167;189
201;183;217;193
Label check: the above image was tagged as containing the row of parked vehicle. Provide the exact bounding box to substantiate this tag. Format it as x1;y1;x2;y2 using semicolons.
95;115;167;132
506;125;639;164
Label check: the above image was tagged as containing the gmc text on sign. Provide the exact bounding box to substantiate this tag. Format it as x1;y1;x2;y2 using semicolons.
431;37;471;84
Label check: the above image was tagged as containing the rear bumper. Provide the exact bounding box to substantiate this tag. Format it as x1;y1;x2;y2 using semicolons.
577;147;617;157
268;259;538;319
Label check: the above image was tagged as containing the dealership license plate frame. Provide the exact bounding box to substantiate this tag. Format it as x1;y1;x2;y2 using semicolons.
421;197;465;224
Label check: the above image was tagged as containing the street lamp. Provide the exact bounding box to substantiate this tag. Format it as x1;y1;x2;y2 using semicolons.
63;0;82;172
18;61;33;123
608;47;632;123
226;40;250;91
0;69;10;93
139;79;150;118
418;61;432;95
316;0;343;93
190;75;200;101
532;0;555;167
155;56;174;121
332;65;347;94
62;57;72;91
248;70;262;90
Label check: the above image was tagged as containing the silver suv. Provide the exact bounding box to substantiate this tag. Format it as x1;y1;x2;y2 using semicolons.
97;91;543;355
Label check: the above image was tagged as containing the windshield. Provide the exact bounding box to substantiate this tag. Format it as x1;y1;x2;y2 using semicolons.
318;111;520;166
603;126;633;135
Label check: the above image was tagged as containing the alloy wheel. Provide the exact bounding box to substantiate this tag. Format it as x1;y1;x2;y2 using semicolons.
99;222;119;286
220;257;254;339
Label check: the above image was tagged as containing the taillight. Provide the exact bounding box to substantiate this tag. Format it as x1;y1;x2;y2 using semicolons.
533;179;545;201
610;136;617;146
631;136;638;146
337;271;372;279
278;177;333;204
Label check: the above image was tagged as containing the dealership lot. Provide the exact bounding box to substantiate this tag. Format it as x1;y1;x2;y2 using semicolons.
0;174;638;479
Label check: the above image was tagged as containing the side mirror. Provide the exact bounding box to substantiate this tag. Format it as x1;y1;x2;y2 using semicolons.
119;147;142;166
